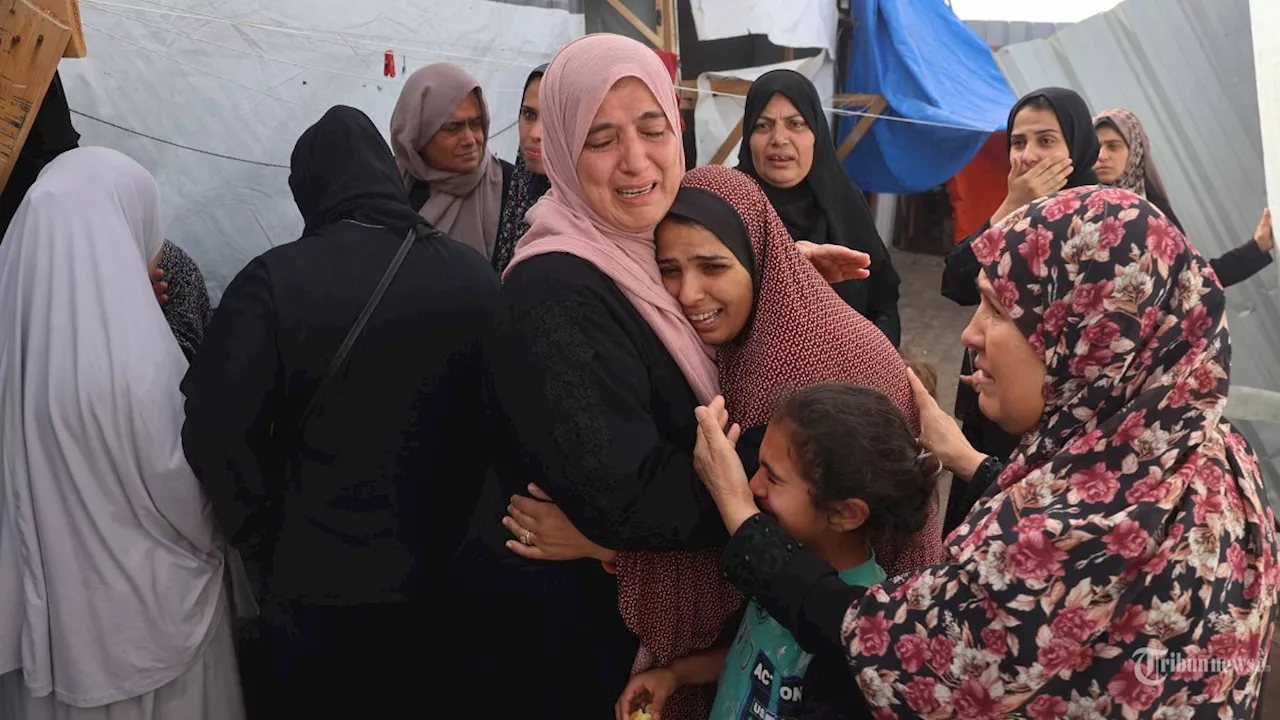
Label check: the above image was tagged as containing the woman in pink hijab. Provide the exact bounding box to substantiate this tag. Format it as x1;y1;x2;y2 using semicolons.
445;33;725;719
445;34;872;719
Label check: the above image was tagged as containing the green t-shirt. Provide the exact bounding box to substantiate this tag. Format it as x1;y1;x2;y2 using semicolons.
710;556;886;720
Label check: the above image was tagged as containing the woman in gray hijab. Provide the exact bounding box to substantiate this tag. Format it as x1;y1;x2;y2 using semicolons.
390;62;513;265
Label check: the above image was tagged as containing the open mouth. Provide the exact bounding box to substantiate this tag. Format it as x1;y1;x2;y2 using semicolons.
616;182;657;200
766;154;795;163
687;309;723;327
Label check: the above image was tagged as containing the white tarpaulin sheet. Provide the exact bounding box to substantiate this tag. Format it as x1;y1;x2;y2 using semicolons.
693;54;833;167
59;0;583;302
687;0;838;57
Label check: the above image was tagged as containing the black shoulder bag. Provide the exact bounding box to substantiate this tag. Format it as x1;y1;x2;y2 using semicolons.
297;224;421;430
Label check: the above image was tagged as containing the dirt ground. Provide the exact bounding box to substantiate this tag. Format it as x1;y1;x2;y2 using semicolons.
893;249;971;515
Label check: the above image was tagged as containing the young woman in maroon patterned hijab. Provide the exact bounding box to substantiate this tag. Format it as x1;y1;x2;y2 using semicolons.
502;167;945;719
693;185;1278;719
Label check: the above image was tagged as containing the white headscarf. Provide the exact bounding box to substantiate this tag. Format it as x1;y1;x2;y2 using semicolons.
0;147;226;707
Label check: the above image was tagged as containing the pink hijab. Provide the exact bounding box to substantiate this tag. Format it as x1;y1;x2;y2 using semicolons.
390;62;505;260
501;34;718;404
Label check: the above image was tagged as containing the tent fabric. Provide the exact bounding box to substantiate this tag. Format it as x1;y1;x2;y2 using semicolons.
838;0;1016;194
945;131;1010;243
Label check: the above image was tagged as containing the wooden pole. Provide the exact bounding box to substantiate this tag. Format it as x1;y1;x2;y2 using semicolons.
0;0;72;191
836;95;887;162
604;0;663;47
710;119;743;165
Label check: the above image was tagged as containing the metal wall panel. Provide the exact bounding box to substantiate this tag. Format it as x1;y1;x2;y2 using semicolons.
995;0;1280;503
963;19;1070;49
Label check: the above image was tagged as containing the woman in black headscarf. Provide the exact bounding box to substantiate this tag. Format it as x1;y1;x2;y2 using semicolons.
182;105;499;718
737;70;902;345
939;87;1099;536
0;72;80;238
492;64;551;274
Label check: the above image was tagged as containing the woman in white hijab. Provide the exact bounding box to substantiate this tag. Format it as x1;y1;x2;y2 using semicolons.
0;147;243;719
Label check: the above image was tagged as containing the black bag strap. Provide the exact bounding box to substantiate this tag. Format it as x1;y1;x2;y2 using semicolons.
296;225;420;431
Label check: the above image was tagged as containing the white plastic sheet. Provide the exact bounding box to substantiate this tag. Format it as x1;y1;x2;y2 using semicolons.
60;0;583;302
1251;0;1280;289
687;0;837;57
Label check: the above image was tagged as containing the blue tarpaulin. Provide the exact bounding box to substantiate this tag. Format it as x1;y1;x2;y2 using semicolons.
838;0;1016;194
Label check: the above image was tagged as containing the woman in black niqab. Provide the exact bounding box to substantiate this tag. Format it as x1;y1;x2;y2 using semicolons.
737;69;902;346
939;86;1100;537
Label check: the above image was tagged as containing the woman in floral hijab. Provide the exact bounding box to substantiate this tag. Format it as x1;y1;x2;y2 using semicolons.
692;185;1279;718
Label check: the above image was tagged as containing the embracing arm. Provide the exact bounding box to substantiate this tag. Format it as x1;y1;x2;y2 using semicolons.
489;267;723;552
725;514;865;655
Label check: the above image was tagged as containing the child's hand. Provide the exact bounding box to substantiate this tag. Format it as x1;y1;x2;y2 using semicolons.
694;396;757;534
615;668;678;720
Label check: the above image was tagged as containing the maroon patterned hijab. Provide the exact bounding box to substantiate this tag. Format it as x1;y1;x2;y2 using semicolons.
844;186;1278;718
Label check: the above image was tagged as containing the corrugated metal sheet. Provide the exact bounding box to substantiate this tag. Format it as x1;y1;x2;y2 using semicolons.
963;20;1071;49
995;0;1280;506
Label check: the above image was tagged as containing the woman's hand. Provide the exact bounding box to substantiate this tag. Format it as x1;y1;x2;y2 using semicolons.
994;156;1073;222
693;396;757;534
1255;208;1273;253
149;263;169;306
615;668;678;720
503;484;617;563
908;369;987;481
795;241;871;282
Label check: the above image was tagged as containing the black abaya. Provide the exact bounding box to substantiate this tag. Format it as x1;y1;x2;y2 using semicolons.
181;106;499;716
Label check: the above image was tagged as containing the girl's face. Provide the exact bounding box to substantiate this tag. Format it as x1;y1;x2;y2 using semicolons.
518;77;545;175
1009;105;1069;172
1094;124;1128;185
749;422;867;547
656;219;754;345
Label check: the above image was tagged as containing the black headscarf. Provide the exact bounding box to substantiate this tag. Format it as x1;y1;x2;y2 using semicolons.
493;64;552;274
289;106;426;237
735;69;900;345
1;72;80;238
1007;87;1099;188
665;184;760;338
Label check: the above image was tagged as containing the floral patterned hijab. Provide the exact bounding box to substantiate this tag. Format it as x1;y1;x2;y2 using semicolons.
845;186;1278;718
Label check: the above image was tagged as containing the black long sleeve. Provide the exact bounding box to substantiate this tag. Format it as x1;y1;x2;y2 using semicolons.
941;455;1005;538
1210;239;1274;288
181;257;285;550
941;223;989;307
723;514;865;656
864;248;902;346
489;254;723;552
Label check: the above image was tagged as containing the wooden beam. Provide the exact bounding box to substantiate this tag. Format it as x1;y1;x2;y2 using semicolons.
656;0;677;52
710;119;744;165
34;0;82;58
0;0;72;191
605;0;663;48
831;92;881;109
836;95;888;162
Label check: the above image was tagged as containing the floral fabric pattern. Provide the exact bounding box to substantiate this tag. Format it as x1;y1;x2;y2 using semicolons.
843;186;1278;719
